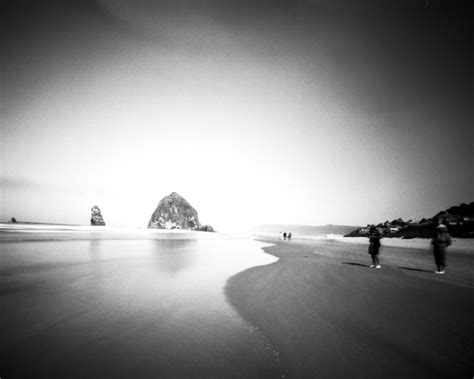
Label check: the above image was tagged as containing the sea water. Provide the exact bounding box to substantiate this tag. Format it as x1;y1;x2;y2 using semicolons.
0;230;279;377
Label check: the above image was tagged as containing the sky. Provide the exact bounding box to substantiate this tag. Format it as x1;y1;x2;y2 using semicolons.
1;0;472;231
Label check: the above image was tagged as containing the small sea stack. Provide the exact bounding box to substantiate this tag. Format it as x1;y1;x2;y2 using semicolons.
90;205;106;226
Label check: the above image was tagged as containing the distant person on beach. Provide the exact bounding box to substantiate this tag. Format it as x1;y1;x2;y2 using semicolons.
283;232;287;240
431;224;452;274
368;226;383;268
288;232;292;240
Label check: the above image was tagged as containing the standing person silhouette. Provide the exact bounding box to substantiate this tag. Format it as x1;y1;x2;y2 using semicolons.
431;224;452;274
368;226;383;268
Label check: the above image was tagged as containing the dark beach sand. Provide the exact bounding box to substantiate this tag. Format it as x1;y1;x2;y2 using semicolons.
226;238;474;378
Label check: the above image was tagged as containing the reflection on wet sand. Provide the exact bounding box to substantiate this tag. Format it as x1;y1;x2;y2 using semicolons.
0;235;280;378
151;239;198;274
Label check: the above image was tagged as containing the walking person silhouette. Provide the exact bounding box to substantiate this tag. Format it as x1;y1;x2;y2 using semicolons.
368;225;383;268
431;224;452;274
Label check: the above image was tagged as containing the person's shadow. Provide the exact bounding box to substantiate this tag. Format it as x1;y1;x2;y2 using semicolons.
341;262;370;268
398;266;433;273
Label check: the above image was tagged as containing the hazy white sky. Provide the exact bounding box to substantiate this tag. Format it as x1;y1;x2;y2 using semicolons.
1;1;472;231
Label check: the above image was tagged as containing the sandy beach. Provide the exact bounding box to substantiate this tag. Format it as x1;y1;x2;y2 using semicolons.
226;237;474;378
1;228;473;378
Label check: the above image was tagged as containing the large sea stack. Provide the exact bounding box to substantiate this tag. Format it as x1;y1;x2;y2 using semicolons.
148;192;211;231
90;205;106;226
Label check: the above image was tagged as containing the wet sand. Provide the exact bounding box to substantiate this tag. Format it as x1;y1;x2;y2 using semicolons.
0;236;282;378
226;238;474;378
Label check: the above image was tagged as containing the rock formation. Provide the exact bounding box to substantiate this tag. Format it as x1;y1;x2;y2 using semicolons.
148;192;212;231
90;205;106;226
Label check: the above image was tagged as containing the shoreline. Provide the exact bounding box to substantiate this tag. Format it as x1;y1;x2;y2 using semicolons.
0;224;225;243
225;238;474;377
253;233;474;252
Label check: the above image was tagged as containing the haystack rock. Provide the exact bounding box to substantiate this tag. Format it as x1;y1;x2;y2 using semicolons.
148;192;210;231
90;205;106;226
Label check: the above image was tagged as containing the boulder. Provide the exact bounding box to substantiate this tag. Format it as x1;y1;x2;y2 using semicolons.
198;224;215;232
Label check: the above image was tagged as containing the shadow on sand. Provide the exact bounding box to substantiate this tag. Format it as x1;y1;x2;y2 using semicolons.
341;262;370;268
399;266;433;273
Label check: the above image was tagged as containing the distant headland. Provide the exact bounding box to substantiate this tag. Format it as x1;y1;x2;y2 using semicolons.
345;202;474;238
